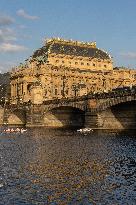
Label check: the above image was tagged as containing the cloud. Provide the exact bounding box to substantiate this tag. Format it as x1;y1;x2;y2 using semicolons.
0;15;14;26
0;27;16;42
17;9;39;20
0;61;17;72
0;43;28;53
20;34;32;39
18;24;27;29
0;20;28;53
120;52;136;59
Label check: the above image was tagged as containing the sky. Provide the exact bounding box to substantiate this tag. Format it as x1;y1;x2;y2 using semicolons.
0;0;136;73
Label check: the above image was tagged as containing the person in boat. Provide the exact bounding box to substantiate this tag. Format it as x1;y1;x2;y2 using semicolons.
10;128;14;132
5;128;11;133
15;128;20;132
21;128;27;133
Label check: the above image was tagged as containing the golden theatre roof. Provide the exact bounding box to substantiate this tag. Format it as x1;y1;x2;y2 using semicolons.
32;38;111;61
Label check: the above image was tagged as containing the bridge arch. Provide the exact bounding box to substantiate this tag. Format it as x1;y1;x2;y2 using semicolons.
44;106;85;128
97;98;136;130
45;101;86;112
98;95;136;111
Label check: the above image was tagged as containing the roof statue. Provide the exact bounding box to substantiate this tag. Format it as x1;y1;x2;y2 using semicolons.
31;38;111;60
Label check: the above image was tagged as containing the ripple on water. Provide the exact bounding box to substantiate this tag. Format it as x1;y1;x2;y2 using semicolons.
0;129;136;204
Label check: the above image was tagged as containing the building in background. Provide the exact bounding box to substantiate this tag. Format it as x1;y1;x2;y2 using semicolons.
10;38;136;104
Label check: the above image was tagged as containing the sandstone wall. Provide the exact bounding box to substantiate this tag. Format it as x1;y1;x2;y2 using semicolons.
43;107;85;128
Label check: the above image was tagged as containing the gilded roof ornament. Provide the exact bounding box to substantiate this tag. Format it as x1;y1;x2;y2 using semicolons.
45;37;97;48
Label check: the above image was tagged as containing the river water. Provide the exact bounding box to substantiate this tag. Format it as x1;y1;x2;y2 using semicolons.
0;128;136;205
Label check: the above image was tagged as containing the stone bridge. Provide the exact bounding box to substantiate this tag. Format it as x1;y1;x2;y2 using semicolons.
1;89;136;129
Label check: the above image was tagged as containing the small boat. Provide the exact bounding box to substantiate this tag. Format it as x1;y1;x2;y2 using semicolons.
20;128;27;133
15;128;27;133
3;128;27;133
0;183;4;188
77;128;93;133
3;128;11;133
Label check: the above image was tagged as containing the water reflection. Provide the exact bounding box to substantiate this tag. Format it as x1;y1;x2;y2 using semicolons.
0;129;136;204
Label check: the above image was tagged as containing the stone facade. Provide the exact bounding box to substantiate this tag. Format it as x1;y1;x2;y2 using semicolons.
10;38;136;104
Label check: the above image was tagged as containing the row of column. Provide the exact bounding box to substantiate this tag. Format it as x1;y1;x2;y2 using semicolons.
11;82;27;97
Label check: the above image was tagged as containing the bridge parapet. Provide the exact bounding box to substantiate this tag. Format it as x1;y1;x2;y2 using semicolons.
96;94;136;112
1;88;136;128
43;98;88;112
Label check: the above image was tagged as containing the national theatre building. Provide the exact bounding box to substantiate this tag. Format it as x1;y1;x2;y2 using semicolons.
10;38;136;104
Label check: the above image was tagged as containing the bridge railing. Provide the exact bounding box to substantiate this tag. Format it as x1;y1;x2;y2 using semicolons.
42;88;136;105
7;86;136;107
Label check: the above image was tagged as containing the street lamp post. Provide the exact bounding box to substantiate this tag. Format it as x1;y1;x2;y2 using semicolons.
62;67;66;98
72;84;79;97
62;75;66;98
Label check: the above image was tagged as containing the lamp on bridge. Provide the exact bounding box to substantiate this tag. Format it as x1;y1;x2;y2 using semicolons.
72;84;79;97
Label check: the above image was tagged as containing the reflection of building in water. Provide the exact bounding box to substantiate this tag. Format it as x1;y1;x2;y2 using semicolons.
10;38;136;104
24;131;110;204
